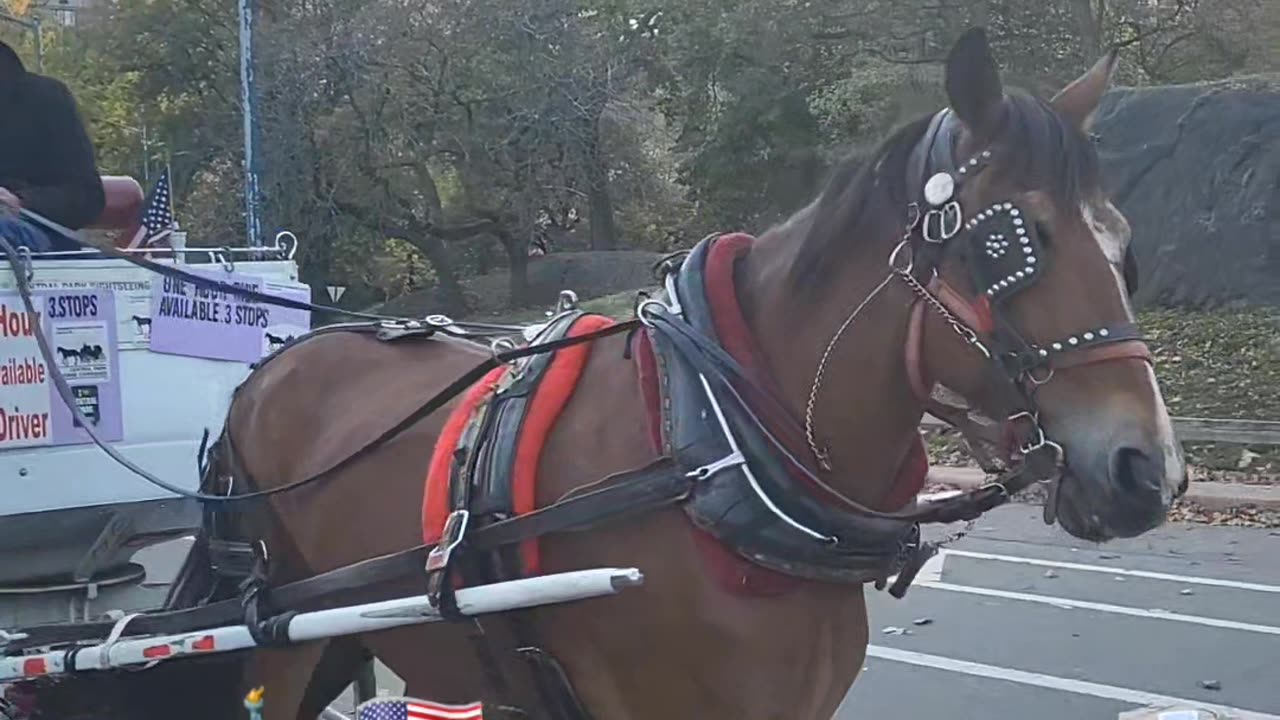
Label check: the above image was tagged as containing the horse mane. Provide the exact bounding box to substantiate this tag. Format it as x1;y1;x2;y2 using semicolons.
791;88;1101;290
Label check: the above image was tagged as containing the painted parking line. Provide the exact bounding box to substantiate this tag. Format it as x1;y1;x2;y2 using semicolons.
915;580;1280;636
939;549;1280;593
866;645;1280;720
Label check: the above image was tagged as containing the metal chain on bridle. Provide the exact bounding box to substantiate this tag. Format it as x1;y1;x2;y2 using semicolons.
803;203;994;472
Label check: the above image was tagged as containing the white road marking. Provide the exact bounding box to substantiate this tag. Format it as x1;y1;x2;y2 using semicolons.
865;645;1280;720
916;581;1280;636
917;551;947;583
940;549;1280;593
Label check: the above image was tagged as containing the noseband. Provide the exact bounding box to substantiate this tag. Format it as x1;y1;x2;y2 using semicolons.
806;108;1154;507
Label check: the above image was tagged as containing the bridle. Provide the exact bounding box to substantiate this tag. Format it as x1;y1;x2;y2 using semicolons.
806;107;1154;509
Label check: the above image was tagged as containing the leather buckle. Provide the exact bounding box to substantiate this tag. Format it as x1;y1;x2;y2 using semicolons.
922;201;963;244
426;509;470;574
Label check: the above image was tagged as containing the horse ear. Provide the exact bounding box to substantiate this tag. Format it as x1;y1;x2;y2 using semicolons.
944;27;1004;140
1051;48;1119;130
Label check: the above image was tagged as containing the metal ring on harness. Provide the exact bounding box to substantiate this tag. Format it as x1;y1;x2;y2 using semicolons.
887;239;914;274
635;298;670;329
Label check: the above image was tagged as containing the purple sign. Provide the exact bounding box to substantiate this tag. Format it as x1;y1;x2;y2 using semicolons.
0;288;124;449
148;269;312;363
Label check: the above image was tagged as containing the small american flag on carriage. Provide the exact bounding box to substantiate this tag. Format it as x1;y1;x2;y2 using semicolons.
356;696;484;720
127;168;176;249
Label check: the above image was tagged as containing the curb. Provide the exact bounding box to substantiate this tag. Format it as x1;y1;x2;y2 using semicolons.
926;467;1280;512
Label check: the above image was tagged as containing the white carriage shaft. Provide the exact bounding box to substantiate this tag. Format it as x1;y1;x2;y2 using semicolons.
1;567;643;683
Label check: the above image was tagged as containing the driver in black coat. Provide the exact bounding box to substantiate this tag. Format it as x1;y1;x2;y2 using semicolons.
0;39;104;252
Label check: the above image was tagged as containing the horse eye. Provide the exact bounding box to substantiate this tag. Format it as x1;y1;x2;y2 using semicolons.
1035;222;1051;244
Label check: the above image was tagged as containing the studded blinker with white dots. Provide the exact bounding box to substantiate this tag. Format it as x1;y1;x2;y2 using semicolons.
965;200;1044;303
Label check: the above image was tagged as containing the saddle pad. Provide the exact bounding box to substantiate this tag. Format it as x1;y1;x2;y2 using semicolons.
356;696;484;719
422;314;616;576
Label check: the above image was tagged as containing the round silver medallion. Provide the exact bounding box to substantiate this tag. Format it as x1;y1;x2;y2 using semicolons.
923;172;955;207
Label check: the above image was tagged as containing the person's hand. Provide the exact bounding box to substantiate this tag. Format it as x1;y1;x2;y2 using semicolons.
0;188;20;211
0;188;18;219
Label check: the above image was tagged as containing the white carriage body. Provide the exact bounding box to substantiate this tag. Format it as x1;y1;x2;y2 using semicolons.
0;253;306;627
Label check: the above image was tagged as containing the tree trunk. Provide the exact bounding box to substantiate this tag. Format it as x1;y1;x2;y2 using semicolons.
411;229;468;314
970;0;989;30
584;121;618;251
498;228;531;308
1068;0;1103;60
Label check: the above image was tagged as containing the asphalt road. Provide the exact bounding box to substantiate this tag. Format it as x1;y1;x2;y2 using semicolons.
839;504;1280;720
134;504;1280;720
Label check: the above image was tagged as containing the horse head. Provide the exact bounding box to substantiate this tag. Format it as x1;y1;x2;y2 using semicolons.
909;30;1184;540
766;28;1183;543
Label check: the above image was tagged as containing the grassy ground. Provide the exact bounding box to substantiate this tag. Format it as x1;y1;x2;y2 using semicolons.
503;290;1280;478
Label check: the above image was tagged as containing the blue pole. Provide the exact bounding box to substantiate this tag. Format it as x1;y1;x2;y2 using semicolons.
238;0;262;248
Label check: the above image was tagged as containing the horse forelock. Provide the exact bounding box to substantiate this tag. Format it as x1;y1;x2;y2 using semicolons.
788;88;1102;292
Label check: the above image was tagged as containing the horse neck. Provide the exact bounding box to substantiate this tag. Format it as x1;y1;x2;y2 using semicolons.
737;206;927;509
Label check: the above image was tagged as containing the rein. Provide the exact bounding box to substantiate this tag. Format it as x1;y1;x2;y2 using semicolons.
0;224;639;504
0;210;636;504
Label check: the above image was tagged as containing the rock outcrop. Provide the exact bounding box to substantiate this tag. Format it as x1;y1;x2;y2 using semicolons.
1094;76;1279;309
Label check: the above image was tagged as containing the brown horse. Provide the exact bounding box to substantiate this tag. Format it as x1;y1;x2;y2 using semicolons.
198;29;1183;720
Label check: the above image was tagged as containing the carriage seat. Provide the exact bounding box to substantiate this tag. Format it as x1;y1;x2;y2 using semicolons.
87;176;145;231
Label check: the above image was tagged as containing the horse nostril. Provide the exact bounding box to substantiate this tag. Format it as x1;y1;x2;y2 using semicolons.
1110;446;1163;497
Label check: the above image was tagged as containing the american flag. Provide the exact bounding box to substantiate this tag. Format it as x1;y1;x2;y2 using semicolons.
356;696;484;720
127;168;176;249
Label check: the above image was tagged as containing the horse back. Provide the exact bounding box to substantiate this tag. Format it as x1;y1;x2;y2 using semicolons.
226;330;490;578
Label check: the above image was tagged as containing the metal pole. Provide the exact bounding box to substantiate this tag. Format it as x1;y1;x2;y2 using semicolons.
141;123;150;184
31;16;41;73
238;0;262;248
